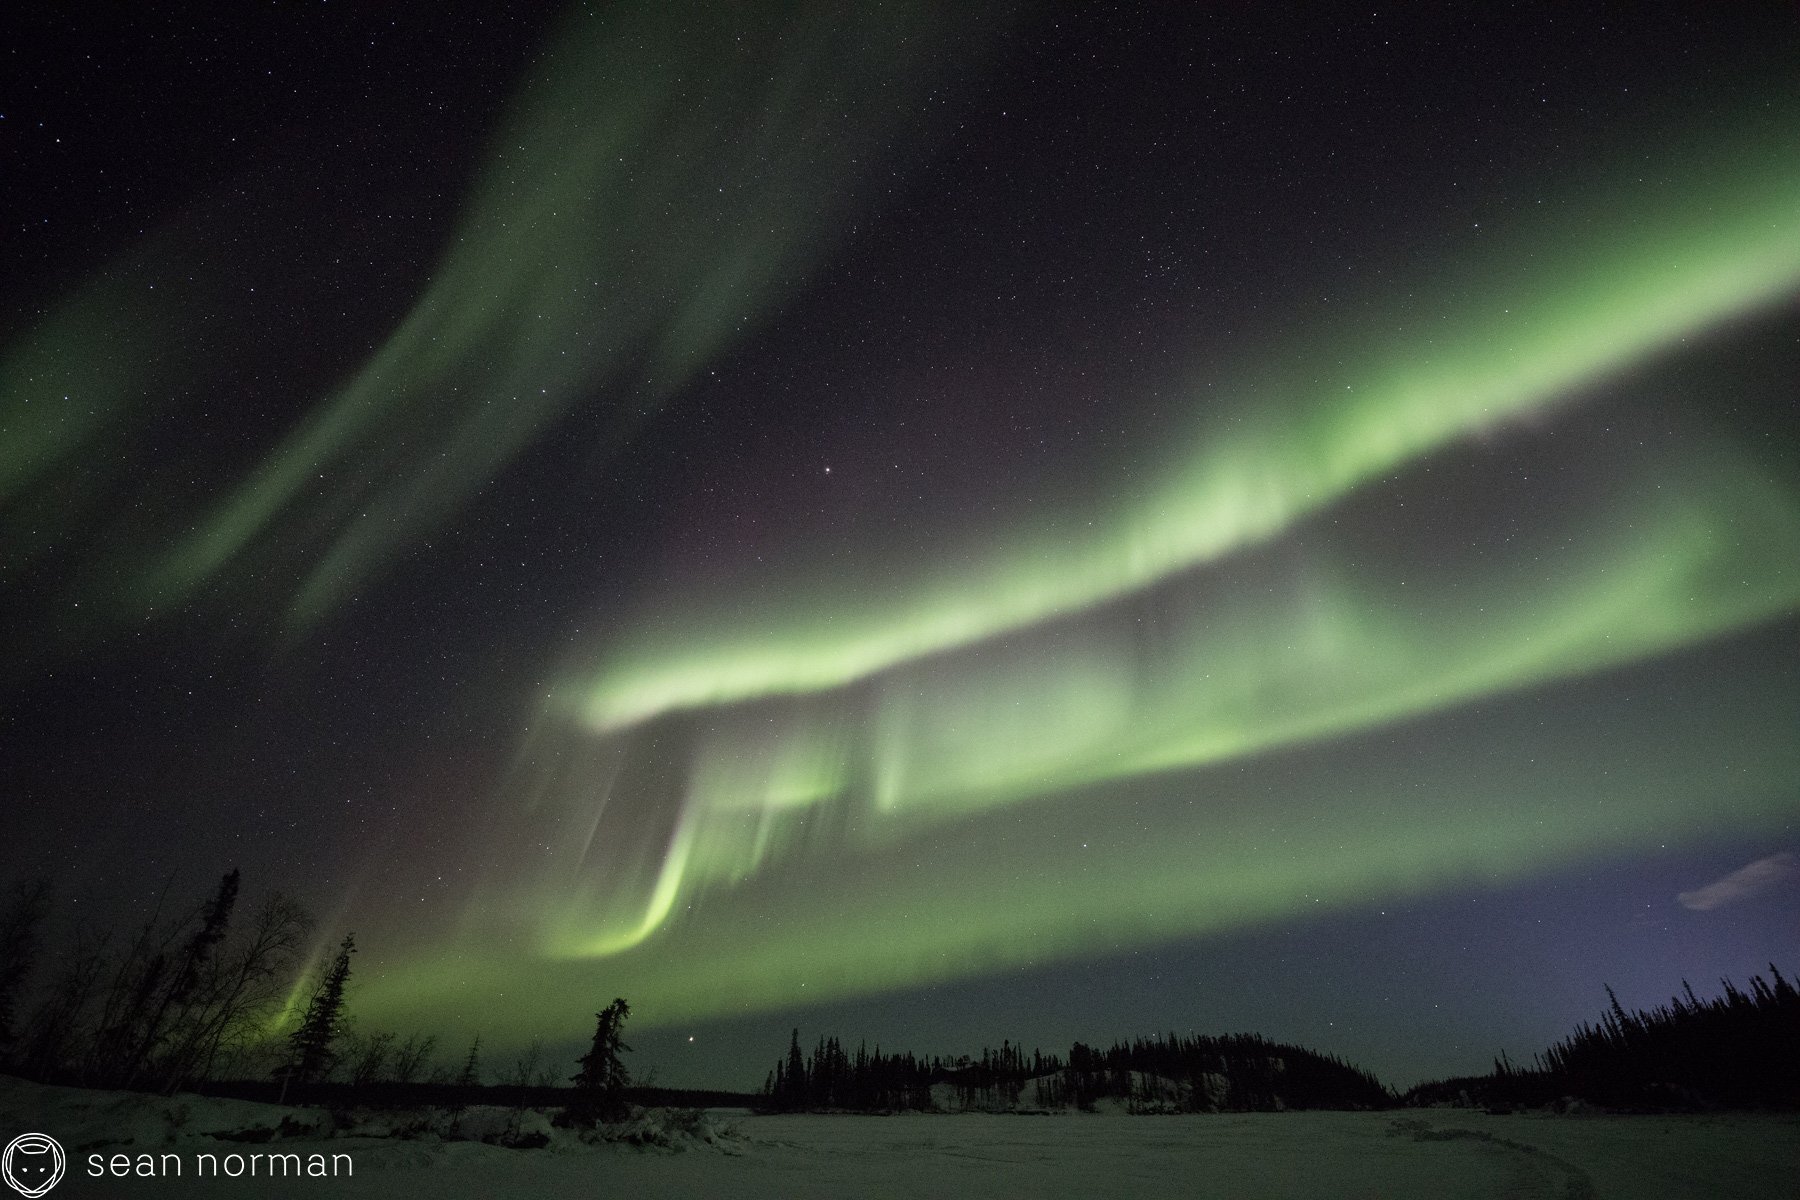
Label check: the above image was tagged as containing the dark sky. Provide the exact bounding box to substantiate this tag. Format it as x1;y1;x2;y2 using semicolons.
4;1;1798;1092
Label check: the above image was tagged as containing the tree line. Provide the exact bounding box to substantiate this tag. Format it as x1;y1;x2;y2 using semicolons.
0;873;640;1125
0;871;314;1093
14;869;1788;1115
758;1028;1394;1113
1408;966;1800;1111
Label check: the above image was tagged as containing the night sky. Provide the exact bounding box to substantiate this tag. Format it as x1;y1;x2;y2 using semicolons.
4;1;1798;1093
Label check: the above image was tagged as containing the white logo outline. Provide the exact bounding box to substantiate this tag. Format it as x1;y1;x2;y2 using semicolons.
1;1133;65;1198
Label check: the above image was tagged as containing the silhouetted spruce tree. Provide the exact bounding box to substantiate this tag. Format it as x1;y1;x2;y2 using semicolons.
1405;966;1800;1111
279;933;355;1097
783;1027;808;1108
162;890;312;1091
456;1034;483;1087
753;1025;1390;1115
1538;968;1799;1108
123;869;239;1087
441;1033;482;1137
564;998;632;1125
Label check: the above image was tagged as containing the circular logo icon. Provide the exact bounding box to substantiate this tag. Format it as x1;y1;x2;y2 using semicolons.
1;1135;65;1198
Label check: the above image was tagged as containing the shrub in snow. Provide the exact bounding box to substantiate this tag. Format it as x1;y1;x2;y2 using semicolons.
442;1105;559;1148
588;1108;738;1152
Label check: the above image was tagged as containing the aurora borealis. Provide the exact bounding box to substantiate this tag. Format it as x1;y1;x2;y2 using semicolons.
4;1;1798;1090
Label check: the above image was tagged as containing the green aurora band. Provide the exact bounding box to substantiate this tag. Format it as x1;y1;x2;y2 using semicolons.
569;118;1800;731
346;105;1800;1035
5;2;1795;1039
0;0;985;647
516;422;1799;961
370;624;1799;1039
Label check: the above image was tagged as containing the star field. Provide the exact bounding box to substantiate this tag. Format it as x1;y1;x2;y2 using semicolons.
2;1;1797;1090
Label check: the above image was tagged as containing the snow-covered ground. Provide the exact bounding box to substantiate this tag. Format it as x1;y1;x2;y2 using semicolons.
6;1076;1796;1198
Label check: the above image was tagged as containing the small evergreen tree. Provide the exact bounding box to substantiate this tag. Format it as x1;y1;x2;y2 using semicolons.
456;1033;483;1087
784;1027;808;1108
564;998;631;1125
440;1033;482;1139
279;934;355;1097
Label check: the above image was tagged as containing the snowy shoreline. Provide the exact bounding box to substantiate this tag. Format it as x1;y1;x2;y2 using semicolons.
7;1075;1798;1199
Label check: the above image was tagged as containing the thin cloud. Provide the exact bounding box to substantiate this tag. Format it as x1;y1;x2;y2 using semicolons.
1677;851;1797;912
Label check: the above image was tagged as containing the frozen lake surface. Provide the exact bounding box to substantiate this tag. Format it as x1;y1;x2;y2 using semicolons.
23;1095;1798;1199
